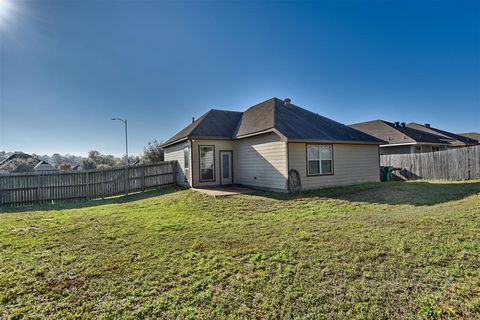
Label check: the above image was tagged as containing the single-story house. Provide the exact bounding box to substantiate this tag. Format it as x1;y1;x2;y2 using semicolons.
33;161;58;173
406;123;478;148
458;132;480;144
0;152;55;174
349;120;460;154
162;97;385;192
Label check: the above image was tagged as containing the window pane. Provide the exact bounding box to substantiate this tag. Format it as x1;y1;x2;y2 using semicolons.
222;154;229;179
308;160;320;175
184;147;190;169
200;146;214;170
307;145;319;160
321;160;332;174
201;169;214;181
320;145;332;160
200;146;214;181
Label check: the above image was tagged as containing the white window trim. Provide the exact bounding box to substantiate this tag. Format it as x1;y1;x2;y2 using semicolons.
306;144;334;176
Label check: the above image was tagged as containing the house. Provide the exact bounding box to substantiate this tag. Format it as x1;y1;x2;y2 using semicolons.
0;152;58;174
349;120;459;154
406;123;478;148
458;132;480;144
33;161;58;173
0;152;39;173
162;97;385;192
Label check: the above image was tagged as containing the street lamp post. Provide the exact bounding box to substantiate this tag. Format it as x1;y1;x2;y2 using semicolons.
112;118;129;195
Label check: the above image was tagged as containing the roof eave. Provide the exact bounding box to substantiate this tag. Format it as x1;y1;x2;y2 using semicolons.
288;139;384;145
161;137;189;148
235;128;288;141
381;142;450;147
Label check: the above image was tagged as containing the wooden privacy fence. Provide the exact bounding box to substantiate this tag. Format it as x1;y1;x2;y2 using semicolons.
380;145;480;181
0;161;178;206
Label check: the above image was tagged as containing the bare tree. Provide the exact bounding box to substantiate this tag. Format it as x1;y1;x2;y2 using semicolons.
143;139;164;163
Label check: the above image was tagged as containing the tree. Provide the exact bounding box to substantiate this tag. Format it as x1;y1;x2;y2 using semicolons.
86;150;117;167
81;158;97;170
143;139;164;163
12;162;35;173
58;163;72;171
51;153;63;166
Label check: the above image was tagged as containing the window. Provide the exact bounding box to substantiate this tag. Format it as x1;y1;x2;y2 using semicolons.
199;145;215;181
432;146;441;152
183;146;190;169
307;144;333;175
414;146;422;153
222;154;230;179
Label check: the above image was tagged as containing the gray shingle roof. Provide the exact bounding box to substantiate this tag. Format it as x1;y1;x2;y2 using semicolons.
459;132;480;143
407;123;479;146
163;109;243;146
163;97;385;147
350;120;454;145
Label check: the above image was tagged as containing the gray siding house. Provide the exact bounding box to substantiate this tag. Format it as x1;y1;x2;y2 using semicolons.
163;98;384;192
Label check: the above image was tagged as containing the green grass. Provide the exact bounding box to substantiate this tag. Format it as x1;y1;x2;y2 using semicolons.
1;181;480;319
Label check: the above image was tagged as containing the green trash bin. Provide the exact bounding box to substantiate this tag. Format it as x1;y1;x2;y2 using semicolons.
383;166;393;181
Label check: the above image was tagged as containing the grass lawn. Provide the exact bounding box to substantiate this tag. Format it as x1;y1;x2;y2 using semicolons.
1;181;480;319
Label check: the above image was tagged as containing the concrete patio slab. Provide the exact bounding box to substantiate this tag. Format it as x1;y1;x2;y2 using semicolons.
192;186;257;197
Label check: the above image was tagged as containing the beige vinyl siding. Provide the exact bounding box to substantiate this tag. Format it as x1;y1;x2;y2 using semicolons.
289;143;380;190
164;140;191;187
234;133;288;191
191;139;235;187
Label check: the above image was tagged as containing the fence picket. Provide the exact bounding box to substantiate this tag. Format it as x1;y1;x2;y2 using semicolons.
0;161;178;207
381;145;480;181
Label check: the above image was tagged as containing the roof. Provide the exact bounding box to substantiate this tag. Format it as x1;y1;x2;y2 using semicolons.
405;123;478;146
0;152;43;173
163;97;385;147
162;109;243;147
459;132;480;143
34;161;58;171
349;120;450;146
0;152;31;166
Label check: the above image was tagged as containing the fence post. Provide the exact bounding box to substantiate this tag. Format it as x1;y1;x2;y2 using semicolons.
467;147;471;180
141;164;145;192
37;174;42;204
125;166;129;196
86;171;90;200
173;161;178;186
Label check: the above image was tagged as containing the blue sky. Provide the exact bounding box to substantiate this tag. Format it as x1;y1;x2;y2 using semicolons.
1;1;479;156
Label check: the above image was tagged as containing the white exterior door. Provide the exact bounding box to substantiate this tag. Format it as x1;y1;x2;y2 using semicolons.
220;151;233;185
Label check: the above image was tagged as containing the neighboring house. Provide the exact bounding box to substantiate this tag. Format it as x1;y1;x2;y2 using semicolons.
33;161;58;173
0;152;57;174
406;123;478;148
0;152;39;173
71;164;83;171
350;120;457;155
458;132;480;144
163;97;384;192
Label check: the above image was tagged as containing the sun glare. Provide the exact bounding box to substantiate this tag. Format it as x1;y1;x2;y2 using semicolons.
0;0;14;27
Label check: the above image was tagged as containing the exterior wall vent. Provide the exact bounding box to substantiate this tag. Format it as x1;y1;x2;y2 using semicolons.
284;98;292;108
